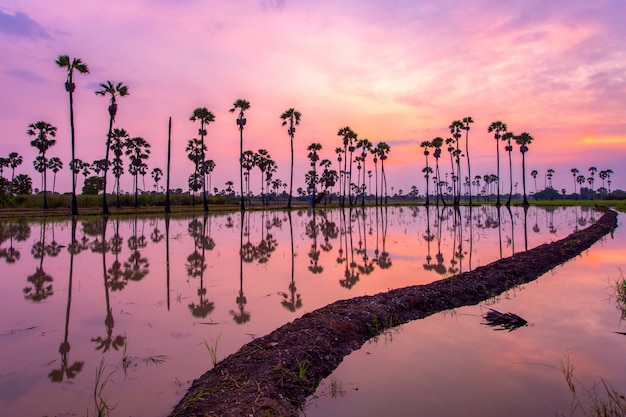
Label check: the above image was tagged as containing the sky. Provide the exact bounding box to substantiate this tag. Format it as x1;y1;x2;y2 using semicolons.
1;0;625;196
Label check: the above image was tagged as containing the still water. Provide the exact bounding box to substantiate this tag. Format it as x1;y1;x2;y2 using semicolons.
0;206;623;416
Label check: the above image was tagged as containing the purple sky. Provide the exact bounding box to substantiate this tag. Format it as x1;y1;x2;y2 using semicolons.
1;0;625;196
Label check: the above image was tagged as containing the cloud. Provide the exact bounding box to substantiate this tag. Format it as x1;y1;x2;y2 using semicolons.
0;10;49;39
2;68;45;82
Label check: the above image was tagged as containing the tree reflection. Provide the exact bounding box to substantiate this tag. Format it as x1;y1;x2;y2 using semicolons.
187;214;215;319
0;219;30;264
91;217;125;353
339;208;359;289
49;218;84;382
232;211;250;323
24;219;55;302
124;216;149;283
280;211;302;312
306;210;322;274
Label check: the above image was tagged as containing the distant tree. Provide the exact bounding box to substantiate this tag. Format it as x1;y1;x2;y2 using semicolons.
570;168;580;197
151;167;163;192
375;142;391;204
462;116;474;204
13;174;32;195
531;170;538;192
449;120;464;204
356;138;372;205
186;138;205;204
124;136;151;207
190;107;215;212
306;143;322;207
420;141;433;205
110;128;129;208
502;131;515;206
588;166;597;191
48;157;63;193
337;126;357;206
27;121;57;209
488;121;508;205
515;132;534;206
431;137;444;205
83;176;103;195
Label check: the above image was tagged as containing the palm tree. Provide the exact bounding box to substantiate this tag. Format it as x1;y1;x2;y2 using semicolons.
0;157;7;179
449;120;464;204
375;142;391;205
254;149;271;204
546;168;555;188
531;170;538;192
307;143;322;207
56;55;89;215
462;117;474;204
577;175;586;195
203;160;216;196
337;126;357;206
95;81;129;215
431;137;444;205
27;121;57;209
241;150;255;202
599;170;608;193
502;131;515;206
48;157;63;194
356;138;372;205
110;128;128;208
8;152;23;185
124;136;151;207
280;108;301;209
606;169;614;193
151;168;163;192
230;99;250;211
190;108;215;212
570;168;580;197
420;140;433;205
186;137;205;205
515;132;534;206
487;121;507;205
588;166;597;191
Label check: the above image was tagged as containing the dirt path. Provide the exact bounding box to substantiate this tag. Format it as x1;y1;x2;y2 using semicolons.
168;209;618;417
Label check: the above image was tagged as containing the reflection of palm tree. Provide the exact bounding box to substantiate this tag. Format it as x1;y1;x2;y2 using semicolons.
230;99;251;211
49;219;84;382
187;215;215;318
280;211;302;312
24;220;54;301
232;211;250;322
91;217;126;353
306;210;323;274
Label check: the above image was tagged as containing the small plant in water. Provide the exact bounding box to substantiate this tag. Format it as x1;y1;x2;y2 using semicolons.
203;334;221;367
560;355;626;417
94;358;115;417
612;268;626;321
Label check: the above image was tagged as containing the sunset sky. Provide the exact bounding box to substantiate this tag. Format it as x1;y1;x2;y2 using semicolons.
1;0;625;196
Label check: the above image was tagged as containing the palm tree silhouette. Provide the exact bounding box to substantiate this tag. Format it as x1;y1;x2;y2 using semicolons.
488;121;507;205
27;121;57;209
515;132;534;206
190;107;216;212
230;99;250;211
56;55;89;215
431;137;444;206
502;131;515;206
110;128;129;208
570;168;579;197
280;108;301;209
48;157;63;194
337;127;357;206
462;117;474;204
95;81;129;215
125;136;151;207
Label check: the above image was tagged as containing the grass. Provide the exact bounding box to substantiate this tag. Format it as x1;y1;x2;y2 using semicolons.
560;355;626;417
202;334;221;367
93;358;115;417
612;269;626;321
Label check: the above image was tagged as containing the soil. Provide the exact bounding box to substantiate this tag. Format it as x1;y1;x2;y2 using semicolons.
168;209;618;417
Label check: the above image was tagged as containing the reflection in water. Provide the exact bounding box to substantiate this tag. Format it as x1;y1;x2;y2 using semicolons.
48;218;84;382
0;206;617;417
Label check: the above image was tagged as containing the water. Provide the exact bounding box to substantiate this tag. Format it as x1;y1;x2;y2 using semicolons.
0;205;622;416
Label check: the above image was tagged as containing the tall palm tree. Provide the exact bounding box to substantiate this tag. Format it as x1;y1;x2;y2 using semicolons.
56;55;89;215
570;168;579;197
307;143;322;207
514;132;534;206
280;108;301;209
462;117;474;204
95;81;129;215
606;169;614;193
487;121;507;205
151;168;163;191
190;107;215;211
431;137;444;205
337;126;357;206
449;120;464;205
335;147;345;204
375;142;391;205
241;150;256;202
230;99;250;211
48;157;63;194
420;140;433;205
27;121;57;209
531;170;538;192
502;131;515;206
186;138;205;205
356;138;372;205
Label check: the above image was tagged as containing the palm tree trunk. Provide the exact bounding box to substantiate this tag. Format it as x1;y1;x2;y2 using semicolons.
43;156;48;210
466;133;471;205
506;151;513;206
102;117;113;215
288;133;294;209
522;153;529;206
495;142;501;206
165;117;172;214
239;128;245;211
68;89;79;215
